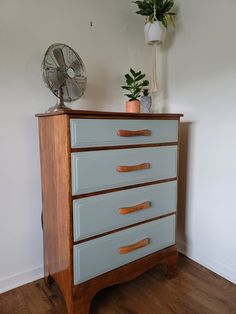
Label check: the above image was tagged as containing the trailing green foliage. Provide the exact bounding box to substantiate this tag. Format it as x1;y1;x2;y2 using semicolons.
122;68;149;101
133;0;176;27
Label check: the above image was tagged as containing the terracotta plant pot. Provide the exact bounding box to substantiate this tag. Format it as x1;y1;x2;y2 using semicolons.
125;100;140;113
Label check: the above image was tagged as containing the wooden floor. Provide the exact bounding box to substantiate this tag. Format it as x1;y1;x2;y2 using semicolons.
0;255;236;314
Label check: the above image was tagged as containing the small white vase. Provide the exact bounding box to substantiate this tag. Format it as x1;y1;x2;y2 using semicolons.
141;95;152;113
144;21;166;45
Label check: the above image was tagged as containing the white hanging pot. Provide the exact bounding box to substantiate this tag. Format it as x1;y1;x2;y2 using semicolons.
144;21;166;45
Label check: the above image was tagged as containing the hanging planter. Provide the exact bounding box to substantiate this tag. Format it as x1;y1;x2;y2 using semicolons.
144;19;166;93
133;0;176;94
144;21;166;45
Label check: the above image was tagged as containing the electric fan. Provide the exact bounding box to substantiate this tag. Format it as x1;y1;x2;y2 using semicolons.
42;43;87;112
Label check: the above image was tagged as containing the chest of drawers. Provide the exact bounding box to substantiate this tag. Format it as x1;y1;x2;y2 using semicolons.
36;110;183;314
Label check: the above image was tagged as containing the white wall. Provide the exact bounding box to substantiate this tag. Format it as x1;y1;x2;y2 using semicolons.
1;0;236;294
170;0;236;283
0;0;152;293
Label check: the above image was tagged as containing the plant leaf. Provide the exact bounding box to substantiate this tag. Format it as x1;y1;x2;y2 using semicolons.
121;86;131;90
135;74;145;81
142;80;149;86
125;93;134;98
130;68;136;77
125;74;133;85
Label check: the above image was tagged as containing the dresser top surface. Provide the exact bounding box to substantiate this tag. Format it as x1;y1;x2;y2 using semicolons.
35;109;183;119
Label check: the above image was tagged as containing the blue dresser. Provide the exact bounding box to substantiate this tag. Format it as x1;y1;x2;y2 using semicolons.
37;110;183;314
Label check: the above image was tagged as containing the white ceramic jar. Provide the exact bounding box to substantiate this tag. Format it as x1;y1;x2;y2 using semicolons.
144;21;166;45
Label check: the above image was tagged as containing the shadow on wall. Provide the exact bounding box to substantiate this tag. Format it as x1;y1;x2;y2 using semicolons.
177;122;192;254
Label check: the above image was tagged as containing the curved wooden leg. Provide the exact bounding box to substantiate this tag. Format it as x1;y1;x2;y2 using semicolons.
73;283;98;314
73;295;94;314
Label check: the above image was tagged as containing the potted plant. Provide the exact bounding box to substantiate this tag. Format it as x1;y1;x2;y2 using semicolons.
122;68;149;113
133;0;176;44
141;88;152;113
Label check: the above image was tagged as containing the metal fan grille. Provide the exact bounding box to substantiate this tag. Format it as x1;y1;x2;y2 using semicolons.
42;43;87;102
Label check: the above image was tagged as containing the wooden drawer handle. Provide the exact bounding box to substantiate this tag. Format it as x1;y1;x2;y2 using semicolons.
117;129;151;137
119;201;151;215
118;238;150;255
116;163;150;173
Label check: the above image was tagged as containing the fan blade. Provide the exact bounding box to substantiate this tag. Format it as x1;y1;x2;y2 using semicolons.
64;77;83;101
69;59;83;74
44;54;58;68
75;76;87;93
46;67;65;90
53;48;67;69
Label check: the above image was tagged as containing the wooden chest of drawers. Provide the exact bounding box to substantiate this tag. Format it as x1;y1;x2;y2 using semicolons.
36;110;183;314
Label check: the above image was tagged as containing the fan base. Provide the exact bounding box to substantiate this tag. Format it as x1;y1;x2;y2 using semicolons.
47;104;72;113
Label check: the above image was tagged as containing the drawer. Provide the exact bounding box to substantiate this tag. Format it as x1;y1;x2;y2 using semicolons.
70;119;178;148
73;215;176;284
73;181;177;241
71;146;177;195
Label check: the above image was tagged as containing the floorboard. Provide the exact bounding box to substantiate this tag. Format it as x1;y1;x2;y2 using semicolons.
0;255;235;314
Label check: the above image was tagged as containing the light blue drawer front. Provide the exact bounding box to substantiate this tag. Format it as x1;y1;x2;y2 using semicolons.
70;119;178;148
73;215;176;284
71;146;177;195
73;181;177;241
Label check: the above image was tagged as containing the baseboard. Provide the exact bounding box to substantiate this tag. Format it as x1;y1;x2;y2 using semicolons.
0;266;44;294
177;241;236;285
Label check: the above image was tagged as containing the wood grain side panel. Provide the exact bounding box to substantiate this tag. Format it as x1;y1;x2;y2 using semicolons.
38;115;73;313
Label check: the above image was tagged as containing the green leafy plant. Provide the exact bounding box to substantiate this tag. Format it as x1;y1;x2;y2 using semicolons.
122;68;149;101
133;0;176;27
